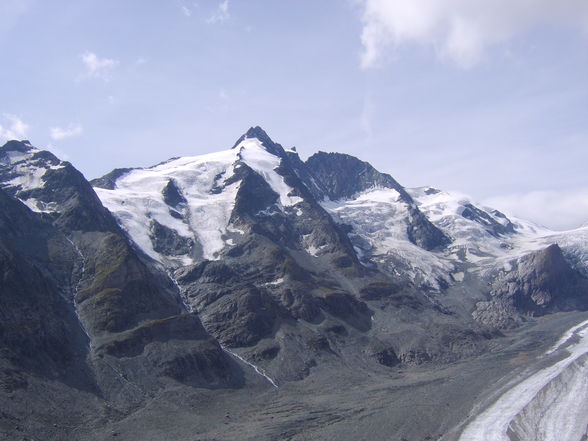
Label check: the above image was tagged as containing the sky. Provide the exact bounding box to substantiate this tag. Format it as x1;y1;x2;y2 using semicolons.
0;0;587;230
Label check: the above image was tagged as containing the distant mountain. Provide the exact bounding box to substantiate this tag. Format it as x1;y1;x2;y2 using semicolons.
1;129;587;440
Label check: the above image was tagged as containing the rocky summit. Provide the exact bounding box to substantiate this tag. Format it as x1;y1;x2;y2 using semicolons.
0;128;587;441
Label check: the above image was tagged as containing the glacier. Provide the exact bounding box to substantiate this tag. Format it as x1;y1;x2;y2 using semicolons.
458;319;588;441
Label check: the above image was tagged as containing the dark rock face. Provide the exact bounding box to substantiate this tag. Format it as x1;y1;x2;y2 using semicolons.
319;292;371;332
0;141;243;438
461;203;515;237
0;189;92;387
405;204;452;250
0;141;119;232
305;151;409;202
90;168;134;190
359;282;401;300
36;163;120;232
168;142;385;380
162;179;187;207
499;244;588;313
474;244;588;327
305;151;450;251
150;220;194;255
228;164;281;219
232;126;287;158
201;285;280;347
75;232;182;334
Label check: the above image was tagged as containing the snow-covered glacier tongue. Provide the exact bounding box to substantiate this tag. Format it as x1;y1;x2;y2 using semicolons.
458;319;588;441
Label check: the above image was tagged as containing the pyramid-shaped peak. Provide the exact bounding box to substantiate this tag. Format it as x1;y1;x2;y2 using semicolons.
245;126;272;142
233;126;273;147
232;126;285;157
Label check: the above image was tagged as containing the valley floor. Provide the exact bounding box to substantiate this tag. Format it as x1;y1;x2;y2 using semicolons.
56;311;588;441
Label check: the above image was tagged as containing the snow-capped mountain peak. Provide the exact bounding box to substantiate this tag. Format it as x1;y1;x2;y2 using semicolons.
93;128;304;265
231;125;286;157
0;140;67;213
235;136;302;207
94;147;241;264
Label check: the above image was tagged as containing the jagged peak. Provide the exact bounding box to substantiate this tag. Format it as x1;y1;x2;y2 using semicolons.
0;139;37;154
245;126;272;142
232;126;285;157
305;150;411;202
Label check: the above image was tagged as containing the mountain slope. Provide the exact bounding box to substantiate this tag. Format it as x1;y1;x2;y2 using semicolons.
91;127;588;384
0;140;245;440
1;129;587;441
94;128;385;381
305;151;451;251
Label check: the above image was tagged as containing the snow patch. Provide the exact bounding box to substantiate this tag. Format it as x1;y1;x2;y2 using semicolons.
0;147;67;213
7;165;46;190
227;226;245;235
323;187;454;290
96;148;241;263
263;277;284;287
237;138;302;207
1;149;33;164
452;272;465;282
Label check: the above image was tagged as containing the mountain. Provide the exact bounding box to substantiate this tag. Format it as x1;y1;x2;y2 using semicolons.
1;129;587;440
0;140;243;440
88;126;588;370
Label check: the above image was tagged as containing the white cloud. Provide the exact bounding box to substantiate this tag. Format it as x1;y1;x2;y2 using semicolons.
484;188;588;231
80;52;118;80
49;124;83;141
0;114;29;143
181;6;192;17
207;0;229;24
358;0;588;69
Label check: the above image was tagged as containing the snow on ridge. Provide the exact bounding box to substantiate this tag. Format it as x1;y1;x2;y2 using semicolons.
6;165;47;191
409;186;554;238
94;137;304;265
407;186;588;277
95;148;241;264
1;149;35;165
322;187;454;290
408;187;474;223
409;187;521;262
237;138;303;207
322;187;407;244
0;146;67;213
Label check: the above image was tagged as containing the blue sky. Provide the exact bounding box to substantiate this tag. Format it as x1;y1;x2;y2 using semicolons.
0;0;587;230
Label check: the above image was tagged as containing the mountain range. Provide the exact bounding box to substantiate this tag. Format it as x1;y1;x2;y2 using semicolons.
1;127;587;441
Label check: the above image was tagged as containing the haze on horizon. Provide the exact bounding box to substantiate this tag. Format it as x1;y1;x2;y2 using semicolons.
0;0;587;230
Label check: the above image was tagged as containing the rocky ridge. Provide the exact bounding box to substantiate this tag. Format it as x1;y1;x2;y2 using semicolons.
0;128;587;440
